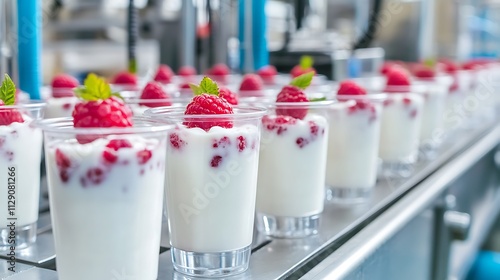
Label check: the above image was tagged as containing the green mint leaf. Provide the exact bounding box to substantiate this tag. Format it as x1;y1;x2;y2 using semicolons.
111;92;124;100
199;77;219;96
0;74;16;105
309;97;327;102
423;58;436;68
290;72;314;90
74;73;112;101
300;55;314;70
189;84;203;96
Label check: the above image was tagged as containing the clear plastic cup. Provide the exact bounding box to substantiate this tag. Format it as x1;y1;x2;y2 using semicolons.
251;101;332;238
38;118;171;280
326;95;384;203
144;105;266;277
0;102;45;250
378;86;424;178
124;97;191;116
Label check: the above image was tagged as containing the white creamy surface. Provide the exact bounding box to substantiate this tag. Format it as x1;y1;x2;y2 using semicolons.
420;88;446;142
326;103;381;189
379;94;423;162
0;119;42;228
166;125;260;253
257;114;328;217
44;97;79;119
45;136;166;280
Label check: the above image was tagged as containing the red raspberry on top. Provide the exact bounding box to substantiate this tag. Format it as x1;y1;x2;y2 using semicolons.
275;72;314;120
413;64;436;80
113;71;137;86
438;59;458;74
51;74;80;98
0;75;23;125
385;68;411;93
0;101;24;125
73;96;132;128
219;87;238;105
257;65;277;83
239;74;263;91
178;66;197;77
291;55;316;78
52;74;79;89
139;82;172;108
154;65;174;84
185;77;234;131
337;80;367;96
73;74;133;143
207;63;230;77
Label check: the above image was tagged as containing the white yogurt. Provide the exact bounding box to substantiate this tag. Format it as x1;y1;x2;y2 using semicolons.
379;94;424;162
0;119;42;229
45;136;166;280
256;114;328;217
418;84;447;144
44;97;78;119
165;125;260;253
326;101;381;189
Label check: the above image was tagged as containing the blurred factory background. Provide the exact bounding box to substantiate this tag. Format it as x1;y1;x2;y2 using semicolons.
39;0;500;83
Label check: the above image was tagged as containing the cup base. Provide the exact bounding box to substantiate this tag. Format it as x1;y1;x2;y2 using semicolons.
256;213;320;238
0;222;37;250
326;187;372;203
171;245;250;277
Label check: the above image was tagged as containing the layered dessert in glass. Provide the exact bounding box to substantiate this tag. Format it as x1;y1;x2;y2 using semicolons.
44;74;80;119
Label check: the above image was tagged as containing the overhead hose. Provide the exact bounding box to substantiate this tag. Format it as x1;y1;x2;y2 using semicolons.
352;0;384;50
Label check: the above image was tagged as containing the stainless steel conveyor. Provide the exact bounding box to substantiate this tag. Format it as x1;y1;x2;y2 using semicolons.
1;121;499;280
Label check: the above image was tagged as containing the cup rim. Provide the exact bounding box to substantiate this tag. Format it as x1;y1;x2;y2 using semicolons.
334;93;387;101
125;97;192;105
0;101;46;110
144;105;268;120
238;98;335;108
36;117;173;134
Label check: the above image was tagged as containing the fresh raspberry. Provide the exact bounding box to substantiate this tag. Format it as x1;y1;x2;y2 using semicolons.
213;136;231;149
257;65;277;83
184;94;234;130
0;101;24;126
86;167;105;185
178;66;197;77
208;64;230;76
55;149;71;182
52;74;79;98
413;65;435;80
210;155;223;168
137;149;152;164
180;83;191;89
219;87;238;105
169;133;186;150
290;65;316;78
276;85;308;119
262;115;297;135
439;59;458;73
337;80;367;96
113;72;137;85
239;74;263;91
154;65;174;84
73;97;133;143
237;136;246;152
139;82;172;107
106;139;132;150
385;68;411;93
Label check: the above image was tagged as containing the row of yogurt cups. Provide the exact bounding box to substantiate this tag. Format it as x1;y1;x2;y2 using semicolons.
1;67;498;279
